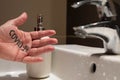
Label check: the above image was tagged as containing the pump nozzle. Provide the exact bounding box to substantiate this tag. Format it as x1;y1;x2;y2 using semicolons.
34;14;44;31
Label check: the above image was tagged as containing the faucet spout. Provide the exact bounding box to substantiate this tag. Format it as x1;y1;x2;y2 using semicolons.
73;21;110;38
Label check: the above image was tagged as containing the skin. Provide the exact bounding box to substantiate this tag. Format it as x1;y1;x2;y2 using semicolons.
0;12;58;63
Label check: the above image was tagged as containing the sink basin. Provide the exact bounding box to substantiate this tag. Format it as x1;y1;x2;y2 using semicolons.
0;44;120;80
52;45;120;80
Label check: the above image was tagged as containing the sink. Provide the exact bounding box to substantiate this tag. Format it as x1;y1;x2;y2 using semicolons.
52;45;120;80
0;44;120;80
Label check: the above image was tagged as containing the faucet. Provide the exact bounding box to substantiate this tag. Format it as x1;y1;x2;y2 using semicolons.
71;0;119;54
73;21;120;55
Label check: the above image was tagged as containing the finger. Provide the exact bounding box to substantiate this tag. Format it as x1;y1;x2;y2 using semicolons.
22;56;43;63
32;38;58;48
12;12;28;26
14;49;29;62
28;45;54;56
30;30;56;40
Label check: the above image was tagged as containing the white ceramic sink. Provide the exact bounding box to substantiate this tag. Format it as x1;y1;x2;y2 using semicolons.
52;45;120;80
0;44;120;80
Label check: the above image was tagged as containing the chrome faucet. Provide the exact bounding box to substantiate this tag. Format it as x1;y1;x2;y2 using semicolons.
73;21;120;55
71;0;119;54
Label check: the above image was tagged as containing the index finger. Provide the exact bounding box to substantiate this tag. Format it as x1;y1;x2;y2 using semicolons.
30;30;56;40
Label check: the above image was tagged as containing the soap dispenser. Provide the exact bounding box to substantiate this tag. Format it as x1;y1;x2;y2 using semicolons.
26;15;51;79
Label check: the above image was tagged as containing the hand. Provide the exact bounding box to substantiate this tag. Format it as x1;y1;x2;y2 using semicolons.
0;12;58;63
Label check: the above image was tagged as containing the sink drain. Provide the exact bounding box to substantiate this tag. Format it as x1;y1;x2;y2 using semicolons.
90;63;96;73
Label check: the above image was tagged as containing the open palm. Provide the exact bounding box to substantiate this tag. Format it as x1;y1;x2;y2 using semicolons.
0;12;57;63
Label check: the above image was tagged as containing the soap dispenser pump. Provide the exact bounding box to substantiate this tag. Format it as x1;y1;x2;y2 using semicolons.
26;14;51;79
34;14;44;31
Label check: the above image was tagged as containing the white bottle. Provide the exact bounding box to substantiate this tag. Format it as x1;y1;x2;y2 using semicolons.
26;52;51;79
26;15;51;79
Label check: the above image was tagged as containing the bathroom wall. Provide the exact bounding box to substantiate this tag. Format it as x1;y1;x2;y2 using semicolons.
114;0;120;6
51;0;66;44
0;0;66;44
113;0;120;26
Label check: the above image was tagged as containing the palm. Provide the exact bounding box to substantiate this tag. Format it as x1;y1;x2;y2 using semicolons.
0;24;31;60
0;12;57;63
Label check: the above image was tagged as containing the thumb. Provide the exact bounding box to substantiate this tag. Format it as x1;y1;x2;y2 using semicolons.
13;12;28;26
